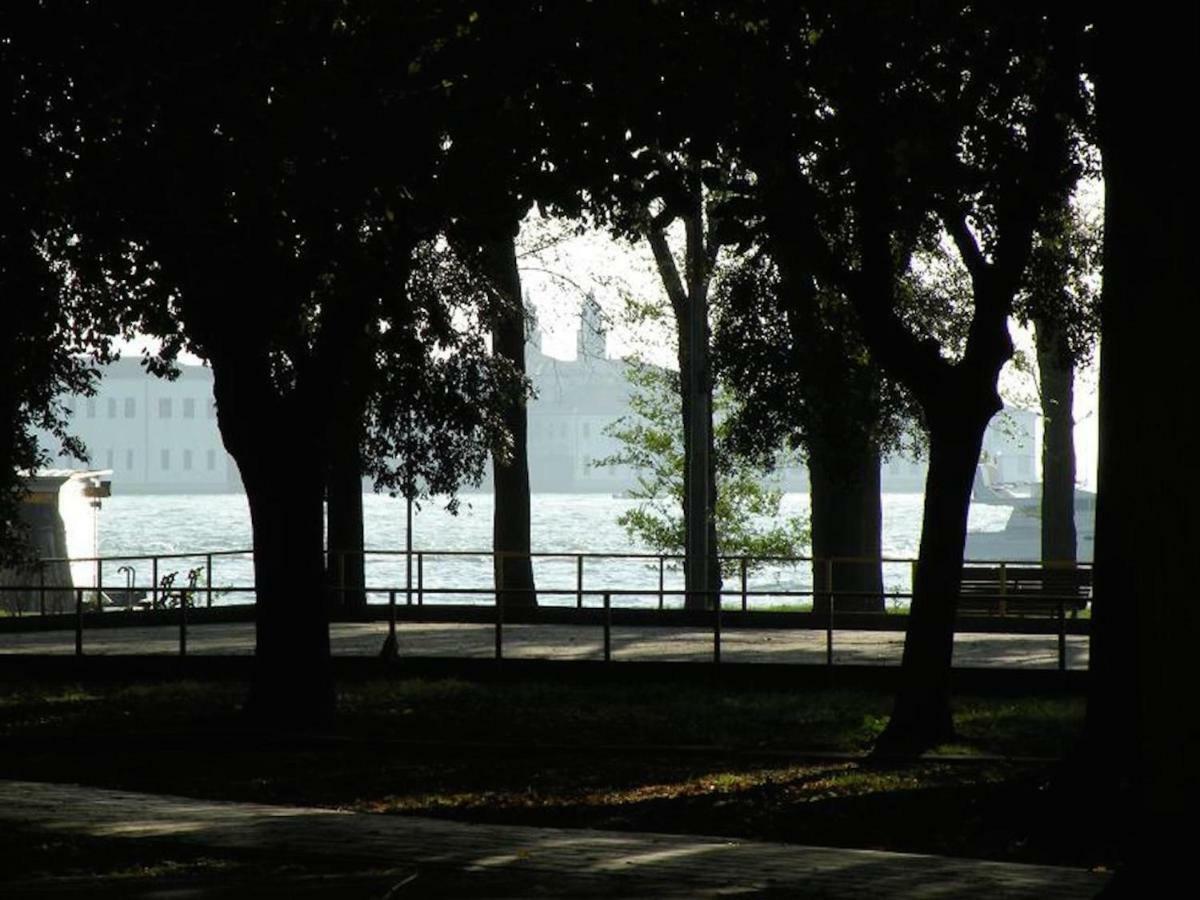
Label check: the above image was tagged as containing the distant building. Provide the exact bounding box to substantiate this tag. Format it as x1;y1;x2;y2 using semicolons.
39;357;240;493
40;301;1036;495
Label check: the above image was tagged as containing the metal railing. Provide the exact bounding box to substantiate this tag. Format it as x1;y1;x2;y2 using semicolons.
0;549;1092;670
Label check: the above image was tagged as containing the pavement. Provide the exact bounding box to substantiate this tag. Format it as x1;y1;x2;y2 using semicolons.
0;620;1090;669
0;779;1109;898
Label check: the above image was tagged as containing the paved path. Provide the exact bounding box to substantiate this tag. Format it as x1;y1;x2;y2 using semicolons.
0;621;1089;669
0;780;1107;898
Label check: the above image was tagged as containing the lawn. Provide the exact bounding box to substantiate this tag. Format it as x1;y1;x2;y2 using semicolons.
0;678;1110;870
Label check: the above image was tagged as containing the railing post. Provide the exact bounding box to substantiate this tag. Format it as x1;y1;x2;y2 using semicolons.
152;556;159;610
179;584;188;656
206;554;213;608
603;592;612;662
740;556;748;611
658;556;665;610
39;561;45;617
388;589;397;655
417;552;424;607
1058;598;1067;672
825;558;834;667
406;543;413;607
96;558;102;611
576;554;584;609
713;589;721;664
495;575;504;661
999;561;1008;617
75;588;83;656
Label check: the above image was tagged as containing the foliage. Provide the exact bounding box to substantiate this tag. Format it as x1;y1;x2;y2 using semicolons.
596;360;808;575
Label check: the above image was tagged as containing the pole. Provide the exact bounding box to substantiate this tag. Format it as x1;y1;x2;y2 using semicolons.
75;588;83;656
603;592;612;662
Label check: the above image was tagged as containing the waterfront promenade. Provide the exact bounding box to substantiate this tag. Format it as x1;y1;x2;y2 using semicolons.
0;779;1109;897
0;619;1089;668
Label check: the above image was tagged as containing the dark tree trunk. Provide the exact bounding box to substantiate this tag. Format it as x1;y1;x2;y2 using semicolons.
1083;12;1195;889
211;356;334;728
481;231;536;609
809;439;884;614
675;364;721;610
1034;317;1077;564
875;406;992;755
325;436;366;615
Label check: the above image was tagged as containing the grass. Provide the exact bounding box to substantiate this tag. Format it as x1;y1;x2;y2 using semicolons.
0;677;1104;869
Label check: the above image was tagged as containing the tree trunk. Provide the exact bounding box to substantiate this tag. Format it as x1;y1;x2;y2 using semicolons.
1034;317;1077;564
325;436;366;616
875;409;991;755
1083;12;1195;888
482;231;536;609
809;439;884;614
676;347;721;610
210;354;334;728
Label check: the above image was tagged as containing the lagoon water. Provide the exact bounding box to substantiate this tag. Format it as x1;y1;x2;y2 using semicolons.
94;492;1012;608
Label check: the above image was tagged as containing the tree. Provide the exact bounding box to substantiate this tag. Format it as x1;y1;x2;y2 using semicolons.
65;4;523;724
1082;8;1196;890
711;4;1087;752
1017;201;1101;564
0;4;139;562
598;360;808;582
714;247;914;614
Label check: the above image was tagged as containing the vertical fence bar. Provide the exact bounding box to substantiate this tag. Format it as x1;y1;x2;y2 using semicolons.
75;588;83;656
417;553;424;606
96;558;102;610
1058;598;1067;672
388;589;397;654
740;557;748;611
603;592;612;661
152;556;159;610
179;583;188;656
999;561;1008;617
658;556;665;610
39;561;46;617
495;587;504;661
206;554;213;608
713;589;722;664
406;544;413;607
576;555;584;609
825;558;834;667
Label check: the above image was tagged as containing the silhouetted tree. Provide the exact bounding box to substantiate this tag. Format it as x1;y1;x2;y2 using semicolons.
709;4;1087;752
1017;202;1100;564
66;4;521;723
0;5;142;561
1084;8;1195;891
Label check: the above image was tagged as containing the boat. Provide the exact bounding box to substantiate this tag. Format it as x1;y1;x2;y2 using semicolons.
966;465;1095;562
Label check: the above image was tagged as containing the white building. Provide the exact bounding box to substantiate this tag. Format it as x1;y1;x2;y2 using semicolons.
40;302;1036;495
43;357;240;493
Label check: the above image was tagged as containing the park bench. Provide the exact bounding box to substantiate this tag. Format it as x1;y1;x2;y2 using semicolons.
957;564;1091;618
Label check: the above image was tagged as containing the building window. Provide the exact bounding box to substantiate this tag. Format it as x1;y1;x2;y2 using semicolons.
160;449;170;471
105;449;114;469
107;398;117;418
124;397;136;418
582;422;590;438
207;401;217;419
183;449;193;471
158;398;172;418
206;449;217;471
126;449;134;470
86;398;96;418
183;398;196;419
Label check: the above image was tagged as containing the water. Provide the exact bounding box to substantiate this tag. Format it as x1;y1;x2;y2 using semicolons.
94;493;1012;608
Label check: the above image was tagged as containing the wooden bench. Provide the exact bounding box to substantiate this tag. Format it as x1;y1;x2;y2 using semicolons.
957;565;1091;617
